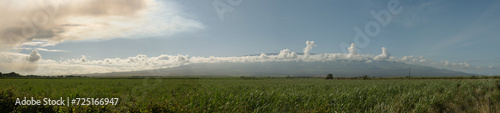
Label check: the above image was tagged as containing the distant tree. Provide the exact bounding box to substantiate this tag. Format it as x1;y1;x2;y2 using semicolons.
8;72;20;77
0;72;2;77
325;74;333;79
363;75;368;79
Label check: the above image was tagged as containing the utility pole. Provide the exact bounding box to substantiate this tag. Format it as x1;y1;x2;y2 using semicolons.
408;67;411;78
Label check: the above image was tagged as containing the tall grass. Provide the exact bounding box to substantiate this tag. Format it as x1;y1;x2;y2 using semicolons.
1;78;499;112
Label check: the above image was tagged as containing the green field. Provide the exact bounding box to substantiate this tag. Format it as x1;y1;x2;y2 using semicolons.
1;77;500;112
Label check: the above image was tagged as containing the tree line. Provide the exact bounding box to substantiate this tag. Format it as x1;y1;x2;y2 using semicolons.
0;72;21;77
0;72;86;78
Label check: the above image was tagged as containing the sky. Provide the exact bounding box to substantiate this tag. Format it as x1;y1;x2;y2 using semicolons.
1;0;500;75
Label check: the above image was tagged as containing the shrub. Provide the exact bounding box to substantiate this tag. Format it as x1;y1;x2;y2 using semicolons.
325;74;333;79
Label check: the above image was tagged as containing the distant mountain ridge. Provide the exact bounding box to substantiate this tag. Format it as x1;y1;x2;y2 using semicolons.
87;60;474;77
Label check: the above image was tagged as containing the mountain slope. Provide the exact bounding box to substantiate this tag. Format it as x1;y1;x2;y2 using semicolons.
94;61;474;77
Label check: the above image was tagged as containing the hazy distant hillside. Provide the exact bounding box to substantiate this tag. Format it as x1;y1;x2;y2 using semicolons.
241;53;316;57
92;60;474;77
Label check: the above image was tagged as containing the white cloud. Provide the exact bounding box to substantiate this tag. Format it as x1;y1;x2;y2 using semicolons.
303;40;316;57
12;47;68;52
35;48;69;52
259;53;269;59
373;47;390;61
400;56;414;61
26;50;41;63
21;42;46;46
348;43;358;55
278;49;297;59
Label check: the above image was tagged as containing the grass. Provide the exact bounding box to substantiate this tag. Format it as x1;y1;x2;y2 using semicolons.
1;77;499;112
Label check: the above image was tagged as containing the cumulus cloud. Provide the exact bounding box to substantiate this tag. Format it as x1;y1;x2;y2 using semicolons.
278;49;298;59
348;43;358;55
373;47;390;61
259;53;269;59
400;56;414;61
303;40;316;57
26;50;41;62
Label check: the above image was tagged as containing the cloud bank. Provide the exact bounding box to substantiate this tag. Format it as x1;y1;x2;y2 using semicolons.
11;41;495;76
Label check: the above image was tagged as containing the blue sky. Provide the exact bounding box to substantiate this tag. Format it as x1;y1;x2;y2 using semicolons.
2;0;500;75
